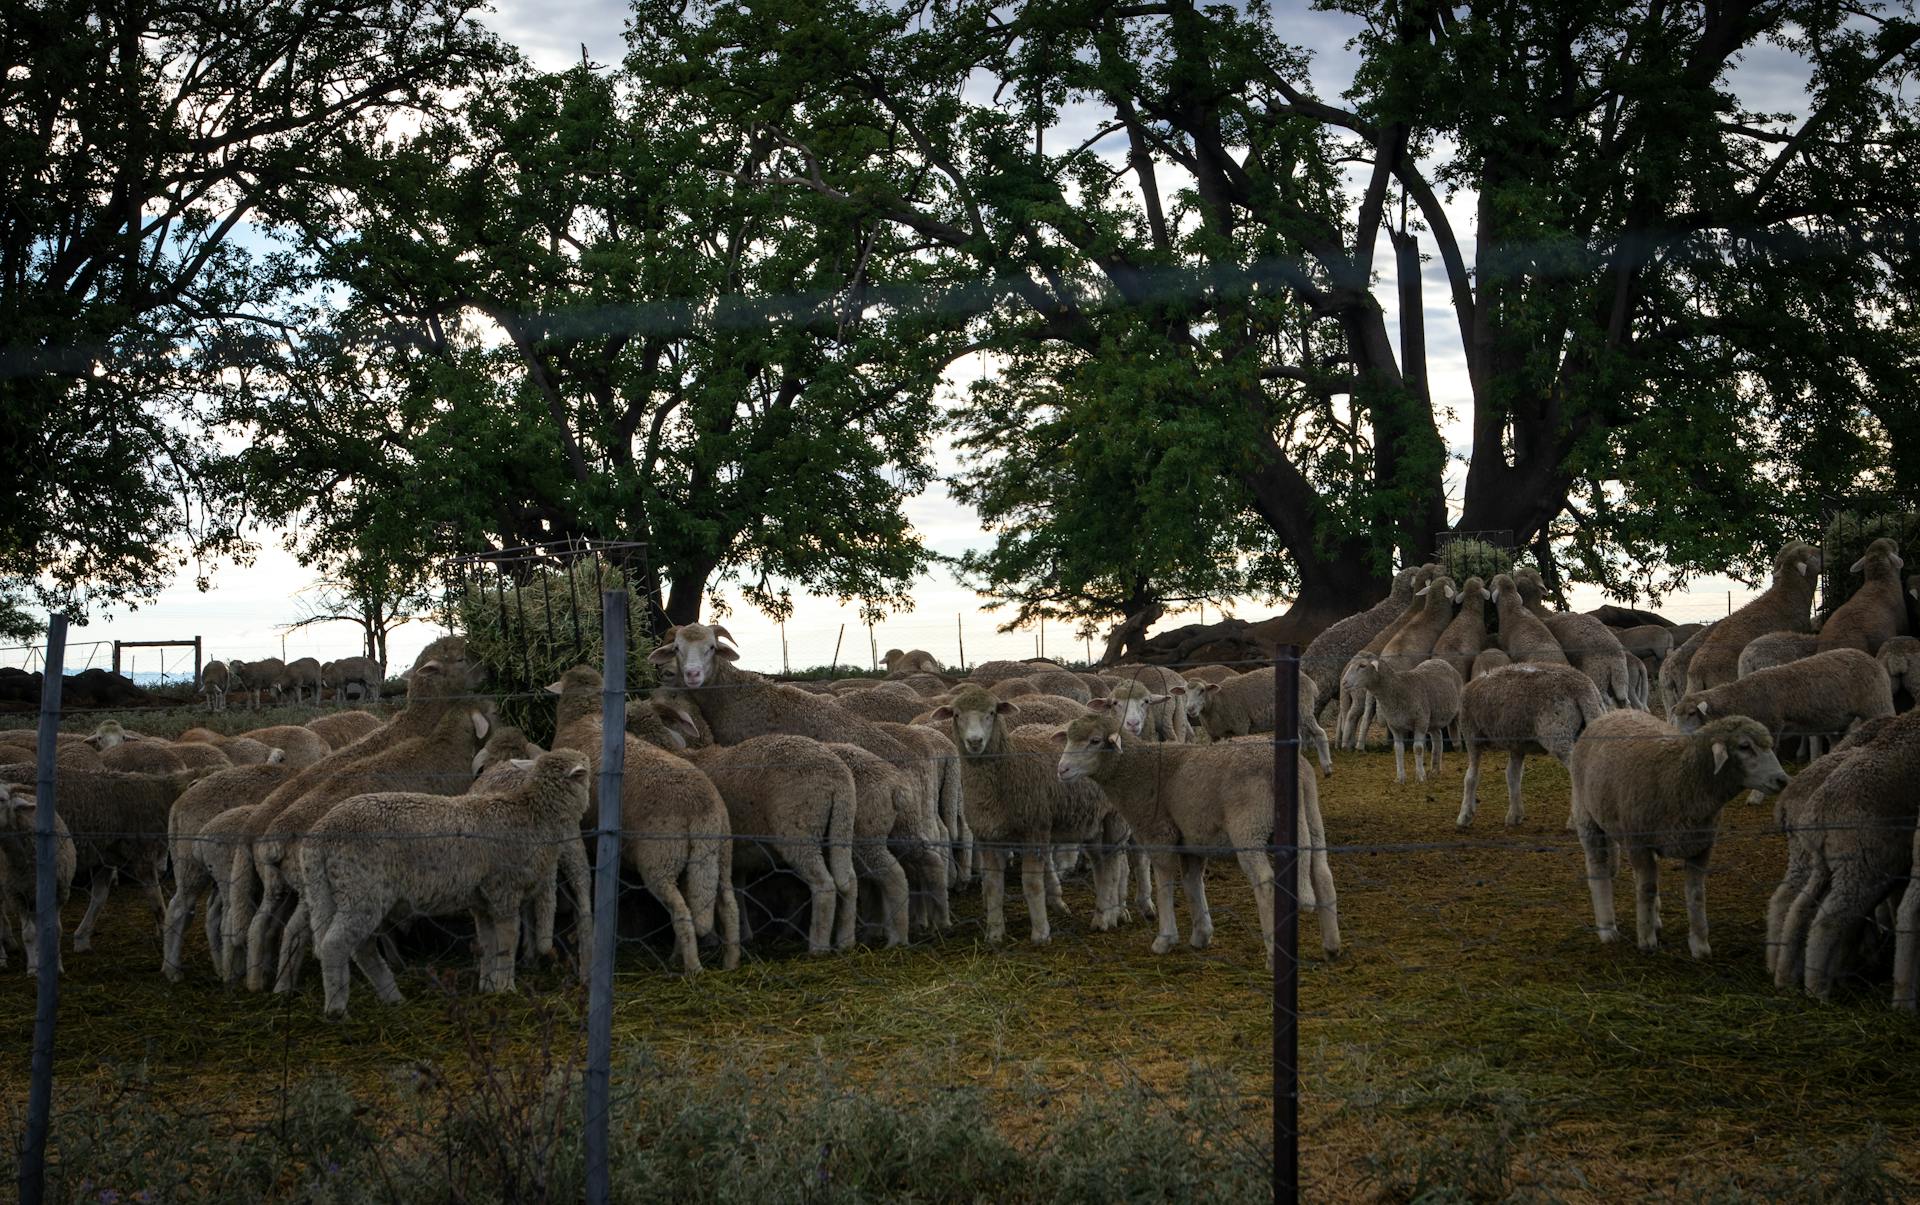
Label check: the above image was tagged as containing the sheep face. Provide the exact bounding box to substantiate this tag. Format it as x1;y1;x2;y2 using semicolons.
1774;540;1822;579
85;721;129;750
1054;716;1122;783
1700;716;1788;794
647;622;737;689
931;688;1012;755
1184;685;1211;723
407;636;484;698
1850;537;1903;575
1088;682;1160;737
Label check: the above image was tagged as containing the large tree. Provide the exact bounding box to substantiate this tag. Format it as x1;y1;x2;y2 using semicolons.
0;0;508;622
633;0;1918;631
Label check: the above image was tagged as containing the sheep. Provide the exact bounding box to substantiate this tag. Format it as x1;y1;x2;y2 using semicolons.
1761;715;1895;983
1471;648;1512;679
276;657;324;706
648;624;947;928
1107;664;1195;742
1454;663;1608;829
1687;540;1824;693
1737;631;1820;678
227;635;488;992
233;724;331;768
1765;710;1920;1000
305;709;384;751
835;687;934;726
877;720;971;891
0;785;75;975
229;657;285;709
1678;647;1895;760
1660;622;1716;721
897;672;954;697
1818;537;1909;655
989;693;1092;733
1300;564;1426;710
0;763;215;953
1074;672;1112;700
1346;654;1463;783
201;660;231;712
1513;569;1634;709
1623;653;1650;712
931;689;1124;944
1197;669;1331;776
551;665;738;974
1490;574;1568;666
884;648;943;676
1878;635;1919;710
1567;711;1788;956
1380;574;1458;671
167;742;235;773
160;761;296;980
302;750;594;1015
472;726;543;789
1054;712;1340;968
1180;665;1241;686
660;733;854;954
990;678;1038;700
1430;576;1490;682
82;721;190;775
1615;625;1675;667
1337;566;1444;746
968;659;1053;685
322;656;385;704
177;729;282;766
822;743;915;947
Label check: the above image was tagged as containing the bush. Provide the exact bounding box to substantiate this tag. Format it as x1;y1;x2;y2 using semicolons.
1821;510;1920;619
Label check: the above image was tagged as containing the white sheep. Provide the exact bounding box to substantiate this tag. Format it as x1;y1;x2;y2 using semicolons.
1736;631;1820;678
1687;540;1823;692
302;750;594;1016
1513;569;1633;708
0;784;75;975
1678;647;1895;760
201;660;231;712
1346;653;1463;783
1568;712;1788;957
1817;537;1908;655
1454;663;1608;829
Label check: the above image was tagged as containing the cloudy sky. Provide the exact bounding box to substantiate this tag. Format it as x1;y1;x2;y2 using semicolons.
12;0;1803;681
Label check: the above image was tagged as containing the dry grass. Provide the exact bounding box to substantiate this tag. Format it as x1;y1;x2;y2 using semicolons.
2;744;1917;1200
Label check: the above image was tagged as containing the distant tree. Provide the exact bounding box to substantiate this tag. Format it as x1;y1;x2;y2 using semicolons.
248;64;957;631
0;0;509;622
634;0;1919;627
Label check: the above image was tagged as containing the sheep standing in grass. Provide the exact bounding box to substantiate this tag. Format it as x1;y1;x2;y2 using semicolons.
933;689;1123;944
1687;540;1823;693
277;657;324;706
1454;663;1607;829
0;786;74;975
1818;538;1909;655
1346;654;1463;784
1568;712;1787;957
201;660;231;712
1489;574;1568;666
161;761;295;980
323;656;385;704
1055;713;1339;968
1678;648;1894;760
231;657;286;709
303;751;593;1016
1199;669;1331;776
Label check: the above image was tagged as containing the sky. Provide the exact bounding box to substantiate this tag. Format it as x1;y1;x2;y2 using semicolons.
7;0;1810;681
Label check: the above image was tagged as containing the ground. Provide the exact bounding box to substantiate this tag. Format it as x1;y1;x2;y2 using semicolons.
2;727;1918;1200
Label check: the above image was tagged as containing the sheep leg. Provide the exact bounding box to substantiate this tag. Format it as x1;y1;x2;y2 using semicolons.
1683;855;1714;959
978;844;1008;943
1765;845;1815;978
205;895;225;977
1303;711;1332;777
1235;846;1276;971
1893;867;1920;1011
862;846;910;948
561;838;592;982
485;907;520;992
1457;742;1482;829
833;845;861;952
138;856;168;934
794;847;837;955
653;877;702;974
318;911;371;1017
73;869;115;952
1182;854;1213;949
1356;692;1376;752
1043;850;1070;915
1804;870;1880;999
1147;850;1182;954
1429;726;1444;774
273;902;310;993
531;870;558;960
1413;729;1429;783
161;858;213;982
1133;846;1155;918
22;910;63;976
714;861;741;970
1502;751;1528;828
1088;838;1122;931
1577;822;1619;942
1627;846;1662;952
1392;732;1407;784
1776;864;1829;989
244;863;289;991
1308;843;1341;959
1020;844;1052;945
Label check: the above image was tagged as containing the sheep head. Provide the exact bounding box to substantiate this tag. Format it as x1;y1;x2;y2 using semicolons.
1773;540;1822;580
407;636;484;699
931;687;1012;755
1850;537;1903;575
1088;680;1161;737
1696;715;1788;794
85;720;129;750
1055;714;1123;783
648;622;737;689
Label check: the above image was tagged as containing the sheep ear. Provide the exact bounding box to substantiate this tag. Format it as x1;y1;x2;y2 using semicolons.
714;644;739;662
1104;732;1123;752
1696;700;1710;716
1088;698;1116;712
929;705;955;721
471;712;491;740
567;761;590;780
1797;560;1809;576
1851;556;1867;574
995;700;1021;714
267;748;287;765
508;758;536;771
646;645;678;667
1415;583;1431;596
1894;554;1905;569
1204;682;1221;695
1147;693;1169;705
1169;685;1186;697
1711;741;1729;773
84;735;103;749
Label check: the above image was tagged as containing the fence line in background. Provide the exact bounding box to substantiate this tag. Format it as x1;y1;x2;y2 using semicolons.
21;614;67;1205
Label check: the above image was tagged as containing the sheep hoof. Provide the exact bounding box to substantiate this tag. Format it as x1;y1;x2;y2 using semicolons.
1637;936;1660;953
1029;932;1051;946
1689;937;1712;960
1189;928;1213;950
1150;935;1177;955
1596;927;1619;944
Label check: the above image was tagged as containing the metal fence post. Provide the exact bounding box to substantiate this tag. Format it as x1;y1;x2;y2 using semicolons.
20;614;68;1205
1272;644;1300;1205
585;590;627;1205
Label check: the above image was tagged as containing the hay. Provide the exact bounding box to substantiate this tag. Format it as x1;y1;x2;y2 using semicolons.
1439;538;1520;586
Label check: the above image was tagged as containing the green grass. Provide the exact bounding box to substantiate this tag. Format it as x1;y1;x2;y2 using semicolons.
2;746;1917;1200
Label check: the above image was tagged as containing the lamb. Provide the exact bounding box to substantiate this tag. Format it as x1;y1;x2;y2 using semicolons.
1765;709;1919;1000
1660;622;1716;721
1299;564;1425;710
305;709;384;751
1818;537;1908;655
1454;663;1608;829
160;761;296;980
1514;569;1634;708
884;648;943;676
276;657;324;706
302;750;594;1016
877;720;971;890
1489;574;1568;667
1429;576;1490;682
1737;631;1820;678
1678;648;1895;759
1878;635;1919;710
551;665;738;974
0;785;75;975
0;763;214;953
1346;654;1463;783
233;724;331;768
1567;711;1788;956
1687;540;1823;693
1335;565;1443;746
932;689;1124;944
322;656;385;704
1470;648;1512;679
84;722;190;775
1106;664;1195;742
201;660;231;712
1055;712;1340;968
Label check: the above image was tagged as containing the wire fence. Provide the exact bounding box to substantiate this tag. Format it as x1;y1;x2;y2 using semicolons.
3;607;1919;1201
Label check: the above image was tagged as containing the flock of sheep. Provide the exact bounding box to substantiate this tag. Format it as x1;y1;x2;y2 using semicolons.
199;654;388;710
1;534;1917;1018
